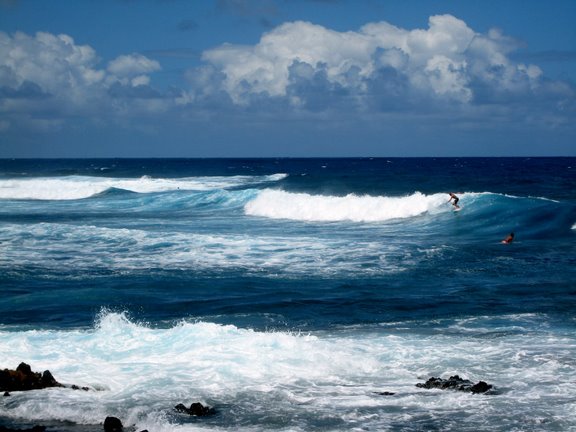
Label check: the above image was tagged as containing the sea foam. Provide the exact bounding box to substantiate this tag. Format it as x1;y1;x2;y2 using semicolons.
0;222;421;276
245;190;448;222
0;174;287;200
1;311;575;431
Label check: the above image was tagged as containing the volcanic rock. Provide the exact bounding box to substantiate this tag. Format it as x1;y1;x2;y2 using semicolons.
174;402;215;416
103;416;123;432
0;363;62;392
416;375;493;393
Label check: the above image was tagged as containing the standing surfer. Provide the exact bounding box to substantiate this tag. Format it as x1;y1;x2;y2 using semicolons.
448;192;460;209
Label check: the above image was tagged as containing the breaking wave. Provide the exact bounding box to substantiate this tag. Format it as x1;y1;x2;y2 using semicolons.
245;190;453;222
0;173;287;200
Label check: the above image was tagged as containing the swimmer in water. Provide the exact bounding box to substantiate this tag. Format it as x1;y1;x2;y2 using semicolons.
501;232;514;244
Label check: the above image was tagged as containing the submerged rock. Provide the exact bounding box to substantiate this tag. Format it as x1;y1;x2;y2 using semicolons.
70;384;90;391
416;375;493;393
0;363;62;392
174;402;215;416
374;391;396;396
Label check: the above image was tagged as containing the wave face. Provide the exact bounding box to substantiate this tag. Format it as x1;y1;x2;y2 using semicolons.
0;157;575;432
245;189;574;237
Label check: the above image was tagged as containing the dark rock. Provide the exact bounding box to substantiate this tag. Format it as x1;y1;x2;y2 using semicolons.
174;403;187;413
0;363;89;392
470;381;492;393
0;363;63;392
16;363;32;375
175;402;215;416
103;416;123;432
40;370;58;388
70;384;90;391
416;375;493;393
3;391;9;397
375;391;395;396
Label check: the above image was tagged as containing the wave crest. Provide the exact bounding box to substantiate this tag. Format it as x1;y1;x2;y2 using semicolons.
244;190;448;222
0;174;287;200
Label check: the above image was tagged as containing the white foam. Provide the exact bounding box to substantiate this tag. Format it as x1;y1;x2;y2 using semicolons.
0;222;437;276
1;313;575;431
245;190;448;222
0;174;287;200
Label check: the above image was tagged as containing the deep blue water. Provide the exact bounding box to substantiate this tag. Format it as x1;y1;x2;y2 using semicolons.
0;158;575;431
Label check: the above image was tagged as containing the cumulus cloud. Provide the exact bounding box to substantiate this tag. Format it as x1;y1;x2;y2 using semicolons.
0;14;573;143
189;14;573;112
107;54;161;78
0;31;104;96
0;31;165;130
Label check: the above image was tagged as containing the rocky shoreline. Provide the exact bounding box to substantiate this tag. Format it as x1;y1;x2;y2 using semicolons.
1;363;495;432
0;363;90;395
1;363;216;432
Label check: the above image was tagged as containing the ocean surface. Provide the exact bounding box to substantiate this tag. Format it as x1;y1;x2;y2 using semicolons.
0;157;575;432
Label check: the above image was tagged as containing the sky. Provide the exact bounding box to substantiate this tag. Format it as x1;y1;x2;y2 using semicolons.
0;0;575;158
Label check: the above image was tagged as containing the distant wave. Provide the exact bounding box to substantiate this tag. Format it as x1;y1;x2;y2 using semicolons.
244;190;449;222
0;174;287;200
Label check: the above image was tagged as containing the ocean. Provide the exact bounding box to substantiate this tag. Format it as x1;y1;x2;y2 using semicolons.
0;157;575;432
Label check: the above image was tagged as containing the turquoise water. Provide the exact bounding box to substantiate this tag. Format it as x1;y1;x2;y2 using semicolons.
0;158;575;431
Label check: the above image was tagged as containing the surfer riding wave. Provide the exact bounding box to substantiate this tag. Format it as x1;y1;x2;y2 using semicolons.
448;192;460;209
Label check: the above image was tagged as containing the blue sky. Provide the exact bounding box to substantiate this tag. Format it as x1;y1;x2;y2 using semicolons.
1;0;575;157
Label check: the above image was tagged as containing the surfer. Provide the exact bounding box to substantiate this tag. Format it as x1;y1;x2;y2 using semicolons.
501;232;514;244
448;192;460;209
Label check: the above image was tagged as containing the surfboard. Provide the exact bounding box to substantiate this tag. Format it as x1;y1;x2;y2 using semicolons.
453;207;461;212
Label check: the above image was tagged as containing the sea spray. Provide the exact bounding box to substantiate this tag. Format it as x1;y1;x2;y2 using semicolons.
1;311;575;431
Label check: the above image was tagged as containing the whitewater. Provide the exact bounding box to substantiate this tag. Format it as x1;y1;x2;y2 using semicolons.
0;158;575;432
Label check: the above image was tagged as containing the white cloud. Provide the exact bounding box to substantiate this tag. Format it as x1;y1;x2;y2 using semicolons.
0;31;165;130
0;31;104;94
0;15;573;145
405;14;475;62
107;54;161;78
0;32;161;102
424;55;471;102
192;14;569;110
201;20;380;103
